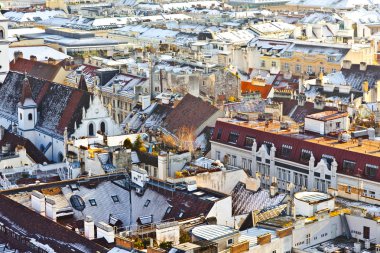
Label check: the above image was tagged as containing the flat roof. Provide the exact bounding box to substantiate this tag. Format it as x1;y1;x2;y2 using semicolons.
306;111;348;121
294;192;332;203
216;118;380;158
192;225;238;241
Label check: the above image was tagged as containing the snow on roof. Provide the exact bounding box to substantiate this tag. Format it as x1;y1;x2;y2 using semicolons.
8;46;70;62
250;22;296;34
192;225;238;241
214;29;256;44
8;28;45;41
300;12;343;24
342;8;380;25
287;0;380;9
239;227;277;248
4;10;66;22
162;1;220;11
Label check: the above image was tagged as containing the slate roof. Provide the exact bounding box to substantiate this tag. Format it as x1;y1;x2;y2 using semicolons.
341;64;380;91
0;71;92;136
162;94;220;133
10;58;62;82
0;194;107;253
0;129;50;164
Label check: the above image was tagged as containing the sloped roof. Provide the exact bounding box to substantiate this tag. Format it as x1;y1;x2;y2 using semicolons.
0;129;49;164
0;194;107;253
0;71;91;136
341;64;380;91
10;58;63;82
163;94;220;133
241;82;273;99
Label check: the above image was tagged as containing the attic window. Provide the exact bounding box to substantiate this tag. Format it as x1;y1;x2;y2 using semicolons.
300;149;312;163
281;145;292;158
365;164;378;178
343;160;356;173
244;136;255;148
178;210;184;218
144;200;151;207
227;131;239;144
111;195;119;203
166;206;172;214
322;154;334;170
89;199;97;206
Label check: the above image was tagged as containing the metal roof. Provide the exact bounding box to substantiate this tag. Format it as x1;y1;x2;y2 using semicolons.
192;225;238;241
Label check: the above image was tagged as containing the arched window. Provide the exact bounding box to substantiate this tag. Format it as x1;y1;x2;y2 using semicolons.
19;113;22;120
28;113;32;121
88;123;94;136
100;121;106;133
0;29;3;40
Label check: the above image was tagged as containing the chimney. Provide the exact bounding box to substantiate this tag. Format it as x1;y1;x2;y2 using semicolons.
360;62;367;71
30;55;37;61
257;233;271;245
0;126;4;141
45;198;57;221
96;222;115;243
48;57;56;65
84;216;95;240
31;190;45;216
342;60;352;69
14;51;23;60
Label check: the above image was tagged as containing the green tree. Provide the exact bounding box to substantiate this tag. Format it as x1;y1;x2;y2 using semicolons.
179;230;191;244
133;135;144;151
123;138;133;149
159;241;173;251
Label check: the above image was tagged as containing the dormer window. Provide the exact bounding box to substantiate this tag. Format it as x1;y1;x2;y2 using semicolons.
89;199;97;206
227;131;239;144
111;195;119;203
300;149;312;163
144;200;150;207
365;164;378;178
281;145;292;158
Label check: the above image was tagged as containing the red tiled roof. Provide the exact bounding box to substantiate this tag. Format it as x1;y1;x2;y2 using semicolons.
212;120;380;182
241;81;273;99
163;94;220;134
10;58;62;82
0;194;107;253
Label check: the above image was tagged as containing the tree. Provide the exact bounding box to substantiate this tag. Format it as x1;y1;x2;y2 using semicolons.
176;126;196;153
159;241;173;251
123;138;133;149
179;230;191;244
133;135;144;151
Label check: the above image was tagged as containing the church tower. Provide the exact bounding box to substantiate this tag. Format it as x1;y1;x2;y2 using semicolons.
0;12;9;83
18;77;37;131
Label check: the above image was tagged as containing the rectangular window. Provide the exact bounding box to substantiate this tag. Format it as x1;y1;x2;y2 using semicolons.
307;65;313;73
89;199;97;206
365;164;378;178
284;63;289;70
227;238;234;246
216;128;222;140
281;144;292;158
242;158;247;169
227;131;239;144
363;226;370;240
320;66;325;73
295;64;301;72
343;160;356;173
244;136;255;148
144;200;151;207
300;149;312;163
111;195;119;203
231;155;237;166
216;151;221;161
272;61;277;67
261;60;266;68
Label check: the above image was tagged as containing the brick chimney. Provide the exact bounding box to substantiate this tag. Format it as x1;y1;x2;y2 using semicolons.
14;51;24;60
30;55;37;61
257;233;271;245
48;57;56;65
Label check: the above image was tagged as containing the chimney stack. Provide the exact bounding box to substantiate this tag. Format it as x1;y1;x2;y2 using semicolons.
30;55;37;61
45;198;57;221
31;190;45;216
85;216;95;240
96;222;115;243
360;62;367;71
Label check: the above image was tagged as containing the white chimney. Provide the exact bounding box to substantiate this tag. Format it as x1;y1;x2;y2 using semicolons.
187;181;197;192
360;62;367;71
365;239;370;249
354;242;361;253
45;198;57;221
31;190;45;216
85;216;95;240
96;222;115;243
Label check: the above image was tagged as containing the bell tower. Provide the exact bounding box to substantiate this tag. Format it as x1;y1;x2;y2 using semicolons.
0;12;9;83
18;76;37;132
